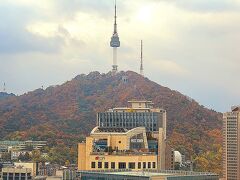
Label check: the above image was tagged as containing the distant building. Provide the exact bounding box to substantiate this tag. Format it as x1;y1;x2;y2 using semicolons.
165;144;175;170
223;106;240;180
0;167;33;180
78;100;168;171
11;150;31;160
0;146;8;159
174;151;182;164
78;169;219;180
0;140;47;151
14;162;39;177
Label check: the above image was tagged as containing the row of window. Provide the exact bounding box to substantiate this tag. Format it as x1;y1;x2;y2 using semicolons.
98;113;160;121
99;112;160;116
91;161;156;169
100;116;158;121
100;122;155;126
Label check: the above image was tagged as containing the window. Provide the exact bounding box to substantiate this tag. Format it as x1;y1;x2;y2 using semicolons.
91;162;96;168
152;162;156;168
128;162;135;169
15;173;20;178
118;162;126;169
148;162;151;168
143;162;146;169
98;162;102;168
138;162;141;169
104;162;109;169
111;162;115;169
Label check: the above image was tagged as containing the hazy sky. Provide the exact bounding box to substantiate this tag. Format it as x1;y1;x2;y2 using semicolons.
0;0;240;112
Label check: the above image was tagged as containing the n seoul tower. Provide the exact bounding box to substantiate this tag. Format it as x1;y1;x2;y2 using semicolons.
110;0;120;73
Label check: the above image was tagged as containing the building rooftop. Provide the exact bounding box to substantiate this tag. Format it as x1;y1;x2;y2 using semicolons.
91;126;146;135
96;127;128;133
78;169;219;178
2;167;32;173
128;100;153;103
231;105;240;111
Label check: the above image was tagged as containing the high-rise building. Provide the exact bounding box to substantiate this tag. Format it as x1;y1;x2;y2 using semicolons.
78;100;168;171
223;106;240;180
97;100;166;134
110;0;120;73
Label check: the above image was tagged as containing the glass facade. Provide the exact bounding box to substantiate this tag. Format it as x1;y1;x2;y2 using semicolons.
97;112;164;132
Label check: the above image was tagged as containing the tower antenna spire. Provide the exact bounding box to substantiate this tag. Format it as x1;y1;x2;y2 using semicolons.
140;40;144;76
110;0;120;74
114;0;117;33
3;82;6;92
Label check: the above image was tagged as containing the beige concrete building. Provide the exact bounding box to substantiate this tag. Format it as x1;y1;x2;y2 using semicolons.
0;162;39;180
223;106;240;180
0;167;32;180
78;100;167;171
15;162;38;177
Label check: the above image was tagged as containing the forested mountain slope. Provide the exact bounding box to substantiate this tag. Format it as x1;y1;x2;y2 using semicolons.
0;71;222;173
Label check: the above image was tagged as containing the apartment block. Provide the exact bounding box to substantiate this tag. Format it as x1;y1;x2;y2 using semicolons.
223;106;240;180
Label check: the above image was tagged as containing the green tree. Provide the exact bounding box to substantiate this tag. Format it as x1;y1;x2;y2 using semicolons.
1;152;11;161
48;145;71;165
31;150;42;162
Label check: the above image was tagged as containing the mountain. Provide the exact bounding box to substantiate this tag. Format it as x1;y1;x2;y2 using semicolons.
0;71;222;173
0;92;15;100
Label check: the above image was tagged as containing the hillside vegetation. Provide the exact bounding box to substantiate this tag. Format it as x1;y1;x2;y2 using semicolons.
0;71;222;173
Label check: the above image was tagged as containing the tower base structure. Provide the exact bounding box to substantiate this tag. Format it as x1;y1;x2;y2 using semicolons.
111;47;118;74
112;65;118;74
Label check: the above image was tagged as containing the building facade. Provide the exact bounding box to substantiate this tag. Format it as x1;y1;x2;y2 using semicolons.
0;167;32;180
78;101;167;171
97;101;166;133
223;106;240;180
0;141;47;151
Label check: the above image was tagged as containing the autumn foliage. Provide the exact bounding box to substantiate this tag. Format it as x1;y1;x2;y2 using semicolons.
0;71;222;172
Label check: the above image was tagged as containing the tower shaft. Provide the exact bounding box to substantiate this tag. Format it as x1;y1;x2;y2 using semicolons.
112;47;118;73
140;40;144;76
3;82;6;92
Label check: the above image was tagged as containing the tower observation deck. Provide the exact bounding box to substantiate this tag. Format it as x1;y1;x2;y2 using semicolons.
110;0;120;73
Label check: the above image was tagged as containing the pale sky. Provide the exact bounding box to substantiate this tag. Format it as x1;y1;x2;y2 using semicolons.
0;0;240;112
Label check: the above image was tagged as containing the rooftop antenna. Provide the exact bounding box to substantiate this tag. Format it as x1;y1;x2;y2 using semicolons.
110;0;120;74
140;40;144;76
3;82;6;92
